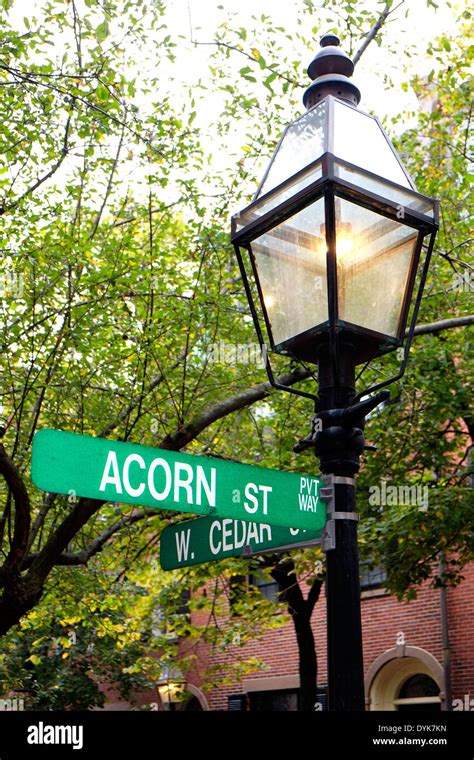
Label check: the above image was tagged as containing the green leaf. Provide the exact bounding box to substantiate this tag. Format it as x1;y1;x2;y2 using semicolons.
96;20;109;42
263;72;277;92
95;84;110;102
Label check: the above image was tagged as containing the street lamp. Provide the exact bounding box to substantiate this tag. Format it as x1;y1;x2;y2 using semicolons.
156;663;186;711
230;34;438;710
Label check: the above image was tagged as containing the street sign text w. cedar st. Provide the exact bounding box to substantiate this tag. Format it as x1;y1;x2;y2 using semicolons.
31;429;326;532
160;516;323;570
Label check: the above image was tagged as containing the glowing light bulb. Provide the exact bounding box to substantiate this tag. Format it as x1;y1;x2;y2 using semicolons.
336;234;354;257
335;220;353;258
318;221;354;260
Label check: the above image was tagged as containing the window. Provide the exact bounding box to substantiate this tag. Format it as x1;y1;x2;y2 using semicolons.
177;588;191;617
228;693;248;711
249;573;282;604
315;686;328;711
152;588;191;640
230;573;284;613
360;562;387;591
394;674;441;712
229;574;246;615
176;695;203;712
249;689;299;711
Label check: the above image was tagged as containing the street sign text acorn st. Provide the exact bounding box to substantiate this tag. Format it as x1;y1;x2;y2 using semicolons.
31;429;327;533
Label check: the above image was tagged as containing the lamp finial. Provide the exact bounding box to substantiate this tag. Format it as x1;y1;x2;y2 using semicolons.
303;33;361;109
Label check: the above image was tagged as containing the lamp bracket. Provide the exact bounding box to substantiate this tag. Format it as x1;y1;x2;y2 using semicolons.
294;390;390;475
321;513;359;553
294;390;389;452
326;475;355;487
327;512;359;521
320;475;359;553
321;520;336;553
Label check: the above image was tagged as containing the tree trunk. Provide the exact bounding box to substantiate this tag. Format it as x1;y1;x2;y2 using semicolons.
271;562;323;712
0;577;43;637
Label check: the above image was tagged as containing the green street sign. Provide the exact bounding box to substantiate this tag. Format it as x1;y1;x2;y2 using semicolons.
160;516;323;570
31;429;325;531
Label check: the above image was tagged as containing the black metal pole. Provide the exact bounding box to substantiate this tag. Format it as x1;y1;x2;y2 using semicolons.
293;349;389;711
316;348;365;711
326;482;365;710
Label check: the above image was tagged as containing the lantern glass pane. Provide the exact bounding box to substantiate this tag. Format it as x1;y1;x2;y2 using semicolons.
334;161;435;218
251;198;327;345
256;100;326;198
235;162;322;235
333;100;413;189
335;198;418;337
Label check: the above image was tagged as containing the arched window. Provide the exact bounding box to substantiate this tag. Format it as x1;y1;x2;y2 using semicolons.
394;674;441;712
367;651;444;711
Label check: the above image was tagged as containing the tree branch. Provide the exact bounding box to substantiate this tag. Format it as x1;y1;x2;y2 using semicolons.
88;121;125;239
98;346;191;439
0;64;165;158
270;561;318;711
25;497;105;582
23;507;156;569
411;314;474;337
157;314;473;450
0;443;30;580
0;112;72;215
306;578;323;617
158;366;311;450
270;561;307;616
25;492;57;556
111;199;183;229
15;311;473;598
190;39;300;87
353;1;403;67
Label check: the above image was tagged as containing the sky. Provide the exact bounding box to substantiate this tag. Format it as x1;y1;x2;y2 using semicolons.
158;0;462;197
11;0;462;124
164;0;461;121
6;0;463;210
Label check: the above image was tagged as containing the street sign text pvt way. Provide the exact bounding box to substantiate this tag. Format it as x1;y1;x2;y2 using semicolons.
31;429;326;532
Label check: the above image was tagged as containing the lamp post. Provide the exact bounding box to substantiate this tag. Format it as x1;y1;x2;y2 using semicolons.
230;34;438;710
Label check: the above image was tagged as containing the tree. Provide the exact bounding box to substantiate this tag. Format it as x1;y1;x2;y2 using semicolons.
357;12;474;596
0;0;471;710
173;0;473;710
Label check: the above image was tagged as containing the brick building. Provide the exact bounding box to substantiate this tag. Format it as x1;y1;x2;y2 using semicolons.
175;561;474;712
